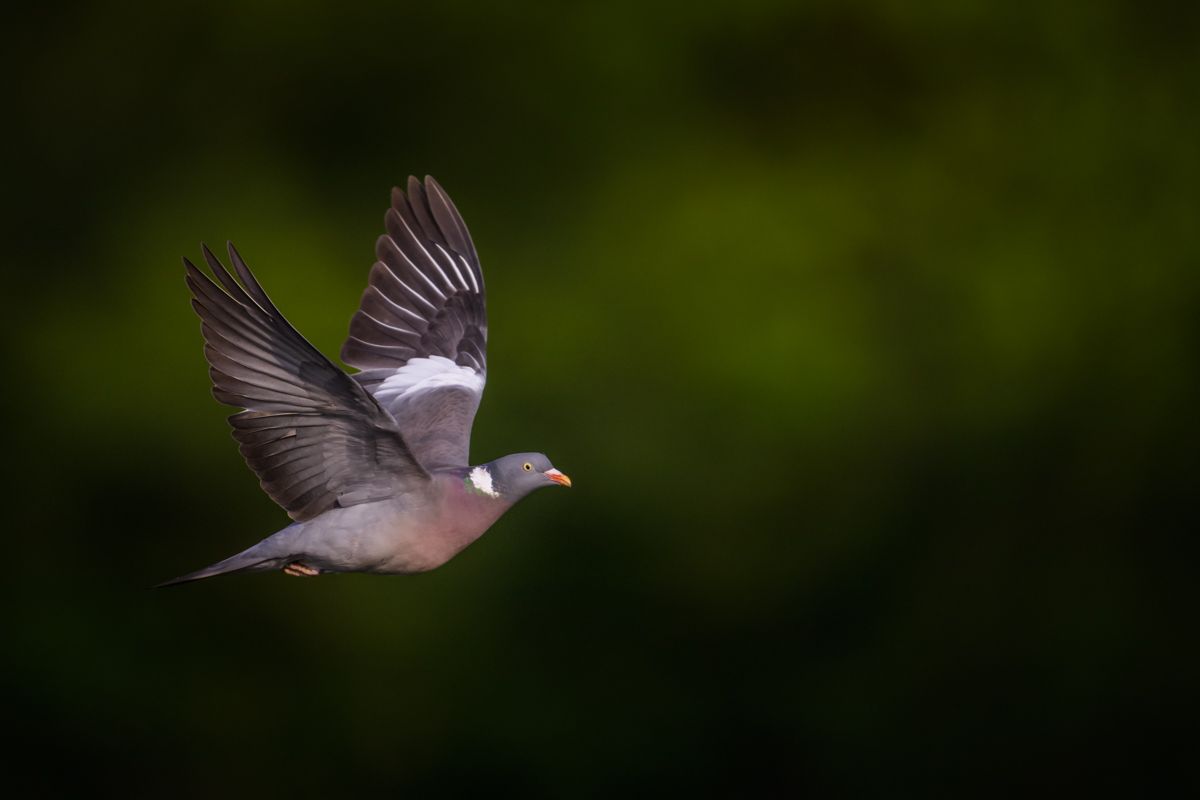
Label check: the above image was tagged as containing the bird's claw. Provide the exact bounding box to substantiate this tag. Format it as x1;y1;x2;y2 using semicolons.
283;561;320;577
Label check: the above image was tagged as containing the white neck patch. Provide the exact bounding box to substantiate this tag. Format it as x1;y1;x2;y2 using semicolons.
466;466;499;498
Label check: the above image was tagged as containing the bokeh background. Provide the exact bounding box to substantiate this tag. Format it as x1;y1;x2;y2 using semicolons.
7;1;1198;794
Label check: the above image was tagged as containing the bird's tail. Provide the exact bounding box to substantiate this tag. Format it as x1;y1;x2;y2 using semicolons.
155;550;279;588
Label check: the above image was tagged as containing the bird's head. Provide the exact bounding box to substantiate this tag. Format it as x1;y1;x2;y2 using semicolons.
467;453;571;501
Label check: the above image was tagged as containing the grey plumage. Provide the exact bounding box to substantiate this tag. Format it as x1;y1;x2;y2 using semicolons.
160;177;570;587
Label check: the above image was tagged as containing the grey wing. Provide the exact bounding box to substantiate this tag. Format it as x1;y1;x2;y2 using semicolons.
340;176;487;469
186;242;429;522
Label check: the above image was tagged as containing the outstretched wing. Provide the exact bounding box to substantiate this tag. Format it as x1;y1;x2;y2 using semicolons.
186;242;429;522
340;176;487;469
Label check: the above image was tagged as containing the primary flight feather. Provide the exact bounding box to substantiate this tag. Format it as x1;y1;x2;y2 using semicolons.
162;176;571;586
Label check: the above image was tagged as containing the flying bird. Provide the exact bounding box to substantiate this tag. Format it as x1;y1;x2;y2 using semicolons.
160;176;571;586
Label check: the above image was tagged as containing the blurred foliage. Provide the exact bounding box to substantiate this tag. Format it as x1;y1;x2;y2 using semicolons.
6;0;1199;794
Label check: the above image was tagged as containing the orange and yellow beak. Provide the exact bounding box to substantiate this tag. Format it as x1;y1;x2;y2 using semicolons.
544;468;572;488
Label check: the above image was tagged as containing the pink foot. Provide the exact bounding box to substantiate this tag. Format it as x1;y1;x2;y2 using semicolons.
283;561;320;577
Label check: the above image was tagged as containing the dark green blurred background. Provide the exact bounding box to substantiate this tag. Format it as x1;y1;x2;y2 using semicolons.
7;1;1199;794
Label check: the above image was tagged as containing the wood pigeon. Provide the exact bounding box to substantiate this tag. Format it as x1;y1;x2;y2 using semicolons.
160;176;570;586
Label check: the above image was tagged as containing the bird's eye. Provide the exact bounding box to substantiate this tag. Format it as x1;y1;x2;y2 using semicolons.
523;462;532;471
